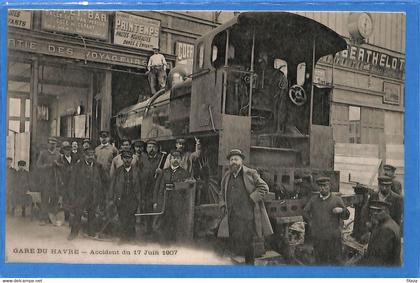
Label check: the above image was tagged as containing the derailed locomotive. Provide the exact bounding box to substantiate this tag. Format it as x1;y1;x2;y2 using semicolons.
115;12;350;259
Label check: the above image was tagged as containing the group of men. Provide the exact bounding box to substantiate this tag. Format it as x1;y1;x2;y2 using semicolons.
8;130;202;244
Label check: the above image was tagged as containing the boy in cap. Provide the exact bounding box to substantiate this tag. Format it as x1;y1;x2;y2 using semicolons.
383;164;402;195
153;150;189;242
163;137;201;175
67;148;103;240
359;200;401;266
303;176;350;265
110;149;142;242
370;175;402;226
217;149;273;265
35;137;61;225
12;160;30;217
147;47;168;95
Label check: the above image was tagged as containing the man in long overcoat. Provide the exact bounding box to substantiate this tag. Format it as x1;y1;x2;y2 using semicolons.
217;149;273;265
67;148;103;240
110;150;142;242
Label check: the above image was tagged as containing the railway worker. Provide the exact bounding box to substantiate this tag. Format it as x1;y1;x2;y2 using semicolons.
35;137;61;226
12;160;30;217
139;139;166;234
110;149;142;243
359;200;401;266
56;141;80;221
303;176;350;265
132;140;145;162
147;47;168;95
71;140;81;163
383;164;402;195
67;148;103;241
370;176;402;226
163;137;201;175
110;138;139;179
82;138;91;151
153;150;189;243
6;157;16;216
217;149;273;265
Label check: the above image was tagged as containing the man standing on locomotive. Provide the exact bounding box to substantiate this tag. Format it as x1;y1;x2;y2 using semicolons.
147;47;167;95
303;177;350;265
217;149;273;265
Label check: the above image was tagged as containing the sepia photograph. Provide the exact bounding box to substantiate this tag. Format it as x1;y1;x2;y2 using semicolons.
5;10;405;266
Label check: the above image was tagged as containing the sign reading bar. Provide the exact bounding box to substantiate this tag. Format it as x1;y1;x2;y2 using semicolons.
8;34;148;69
8;10;32;30
41;10;109;40
114;12;160;50
318;43;405;80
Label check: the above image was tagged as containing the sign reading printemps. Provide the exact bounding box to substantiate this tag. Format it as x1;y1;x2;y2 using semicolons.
8;10;32;30
114;12;160;50
41;10;109;40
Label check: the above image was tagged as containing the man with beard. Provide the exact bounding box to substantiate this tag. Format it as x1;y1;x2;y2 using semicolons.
370;176;402;226
303;177;350;265
36;137;61;225
383;164;402;195
359;200;401;266
110;150;142;242
163;138;201;175
217;149;273;265
67;148;103;240
110;138;139;179
140;139;166;235
153;150;189;243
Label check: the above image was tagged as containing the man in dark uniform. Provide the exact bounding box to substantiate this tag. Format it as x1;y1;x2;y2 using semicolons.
13;160;31;217
132;140;145;161
303;177;350;265
217;149;273;265
370;175;402;226
110;150;142;242
71;141;81;163
383;164;402;195
6;157;15;216
35;137;61;225
360;200;401;266
153;150;189;243
82;139;91;151
67;148;103;240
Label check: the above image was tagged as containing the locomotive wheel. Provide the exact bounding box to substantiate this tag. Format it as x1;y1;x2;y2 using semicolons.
288;85;307;106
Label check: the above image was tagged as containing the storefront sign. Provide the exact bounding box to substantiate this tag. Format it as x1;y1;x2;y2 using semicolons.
8;34;148;69
383;81;401;105
175;41;194;74
41;10;109;40
114;12;160;50
319;43;405;80
8;10;32;30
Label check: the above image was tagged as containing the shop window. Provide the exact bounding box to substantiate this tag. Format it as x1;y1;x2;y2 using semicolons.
349;106;361;144
25;99;30;118
8;120;20;135
197;43;204;69
9;98;21;117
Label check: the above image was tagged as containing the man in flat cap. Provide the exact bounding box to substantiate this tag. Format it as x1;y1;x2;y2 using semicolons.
370;175;402;226
383;164;402;195
147;47;168;95
13;160;30;217
153;150;189;243
164;137;201;175
359;200;401;266
110;149;142;242
35;137;61;225
67;148;104;240
303;176;350;265
217;149;273;265
110;138;139;179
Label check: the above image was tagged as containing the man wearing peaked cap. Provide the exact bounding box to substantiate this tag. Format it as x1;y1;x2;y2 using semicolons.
217;147;273;265
110;139;139;180
359;199;401;266
163;137;201;175
370;175;402;226
303;175;350;265
383;164;402;195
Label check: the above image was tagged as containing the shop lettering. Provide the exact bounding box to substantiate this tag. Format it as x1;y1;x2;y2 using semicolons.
48;44;74;56
86;51;144;66
8;38;37;50
115;18;159;37
177;42;194;61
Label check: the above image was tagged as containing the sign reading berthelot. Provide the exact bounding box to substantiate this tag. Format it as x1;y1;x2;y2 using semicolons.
114;12;160;50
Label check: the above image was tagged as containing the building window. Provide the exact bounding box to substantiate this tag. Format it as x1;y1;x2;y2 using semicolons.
349;106;361;144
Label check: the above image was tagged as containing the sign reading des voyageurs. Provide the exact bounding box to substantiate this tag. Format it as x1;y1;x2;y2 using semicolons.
114;12;160;50
41;10;109;40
